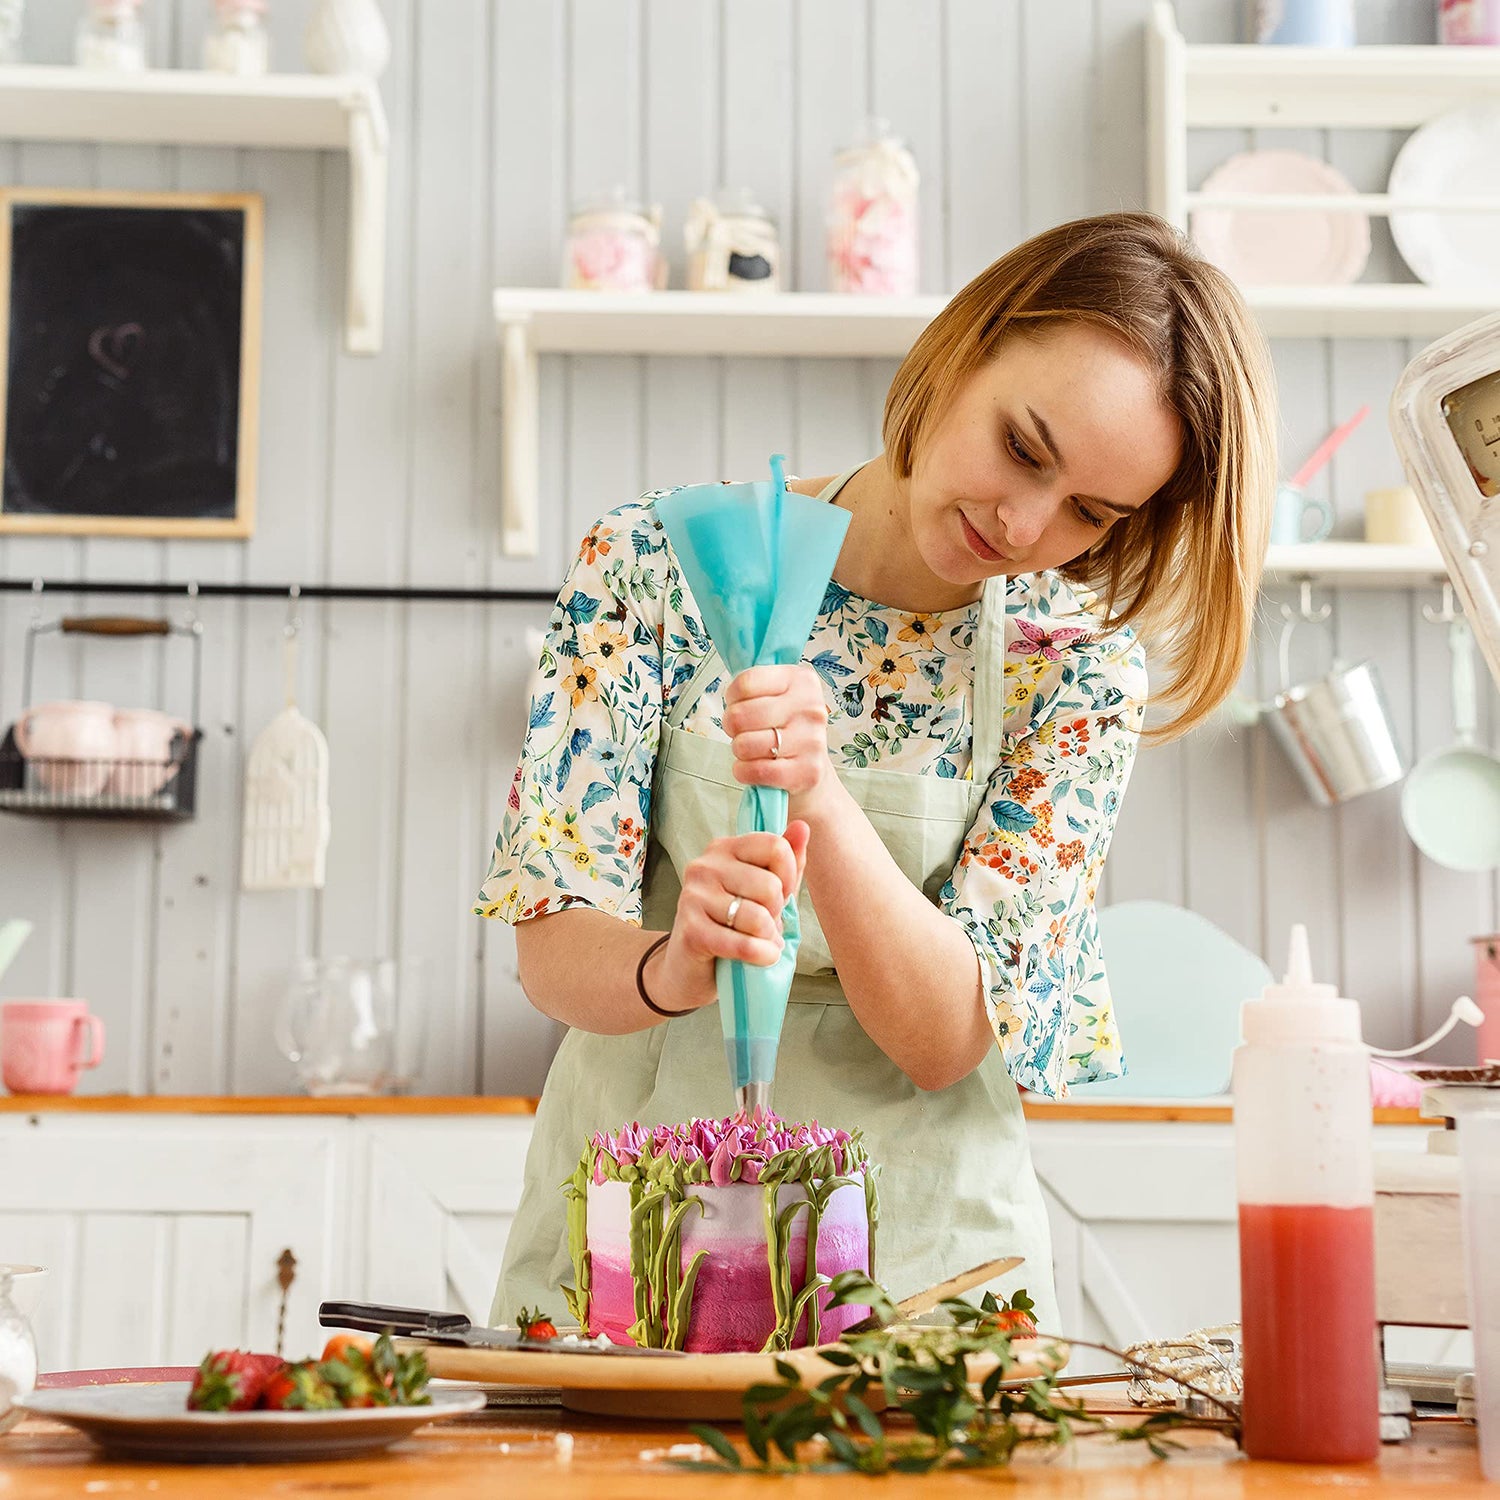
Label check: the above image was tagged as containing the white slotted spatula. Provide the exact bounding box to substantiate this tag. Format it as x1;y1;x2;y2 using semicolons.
241;612;330;891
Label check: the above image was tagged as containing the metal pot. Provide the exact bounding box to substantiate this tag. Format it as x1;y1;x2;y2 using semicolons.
1263;614;1407;806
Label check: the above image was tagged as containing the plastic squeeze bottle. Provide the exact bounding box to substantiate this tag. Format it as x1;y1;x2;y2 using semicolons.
1233;924;1380;1463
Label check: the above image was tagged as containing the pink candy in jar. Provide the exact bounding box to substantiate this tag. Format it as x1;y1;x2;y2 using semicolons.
827;120;919;296
1440;0;1500;43
564;190;663;293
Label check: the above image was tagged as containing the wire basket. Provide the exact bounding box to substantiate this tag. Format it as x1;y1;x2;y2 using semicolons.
0;612;204;822
0;725;200;819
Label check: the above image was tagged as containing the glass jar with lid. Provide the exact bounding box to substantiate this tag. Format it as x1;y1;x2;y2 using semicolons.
204;0;269;75
562;188;663;293
827;118;919;296
684;187;781;293
76;0;146;71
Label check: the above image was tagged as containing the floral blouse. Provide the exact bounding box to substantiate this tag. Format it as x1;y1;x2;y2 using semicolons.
475;495;1147;1098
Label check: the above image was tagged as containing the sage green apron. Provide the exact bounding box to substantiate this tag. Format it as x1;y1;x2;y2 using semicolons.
492;470;1057;1331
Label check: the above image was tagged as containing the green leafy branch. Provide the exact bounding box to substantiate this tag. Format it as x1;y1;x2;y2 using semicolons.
679;1272;1238;1477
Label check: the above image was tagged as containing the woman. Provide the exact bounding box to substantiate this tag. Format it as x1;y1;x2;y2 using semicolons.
477;212;1276;1328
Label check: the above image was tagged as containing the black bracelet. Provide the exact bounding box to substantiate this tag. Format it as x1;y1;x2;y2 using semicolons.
636;933;693;1017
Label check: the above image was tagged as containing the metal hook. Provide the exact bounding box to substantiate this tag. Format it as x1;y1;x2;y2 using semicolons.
1277;579;1332;626
284;583;302;639
183;580;201;635
1422;581;1459;625
28;577;43;625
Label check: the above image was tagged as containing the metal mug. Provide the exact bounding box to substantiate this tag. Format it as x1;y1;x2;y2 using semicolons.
1264;615;1407;806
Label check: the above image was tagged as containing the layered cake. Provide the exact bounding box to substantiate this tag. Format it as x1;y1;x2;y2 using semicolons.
562;1114;878;1353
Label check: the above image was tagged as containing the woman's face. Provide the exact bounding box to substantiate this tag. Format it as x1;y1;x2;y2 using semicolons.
905;322;1184;584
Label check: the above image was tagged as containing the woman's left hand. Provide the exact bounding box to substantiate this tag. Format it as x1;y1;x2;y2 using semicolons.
724;665;837;817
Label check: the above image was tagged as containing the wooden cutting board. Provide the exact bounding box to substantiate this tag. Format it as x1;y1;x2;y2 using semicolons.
411;1335;1069;1421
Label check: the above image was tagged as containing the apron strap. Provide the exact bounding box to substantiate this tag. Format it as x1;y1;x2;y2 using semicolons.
969;574;1010;787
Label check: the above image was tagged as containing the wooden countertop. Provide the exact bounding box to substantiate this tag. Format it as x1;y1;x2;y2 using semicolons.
1;1406;1486;1496
0;1094;1437;1125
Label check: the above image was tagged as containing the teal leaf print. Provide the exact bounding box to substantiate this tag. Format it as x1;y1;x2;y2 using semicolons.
570;728;593;756
865;615;888;647
581;781;614;813
1075;787;1096;810
529;693;556;732
936;757;957;778
564;594;599;625
990;799;1037;834
810;650;854;683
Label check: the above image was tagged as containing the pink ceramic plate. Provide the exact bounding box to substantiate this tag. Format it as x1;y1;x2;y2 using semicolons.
1191;150;1370;286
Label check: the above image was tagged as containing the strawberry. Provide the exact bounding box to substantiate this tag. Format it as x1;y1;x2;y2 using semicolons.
320;1333;373;1365
981;1307;1037;1336
187;1350;285;1411
258;1361;341;1411
516;1305;558;1341
978;1287;1037;1338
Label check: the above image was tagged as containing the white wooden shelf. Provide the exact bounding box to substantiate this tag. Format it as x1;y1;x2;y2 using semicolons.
1264;541;1447;585
492;287;940;358
0;65;388;354
1147;3;1500;340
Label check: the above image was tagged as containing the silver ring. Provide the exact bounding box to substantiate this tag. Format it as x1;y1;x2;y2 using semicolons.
769;726;782;760
724;897;743;929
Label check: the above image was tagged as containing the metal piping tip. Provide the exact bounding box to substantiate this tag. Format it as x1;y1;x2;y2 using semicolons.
736;1081;772;1118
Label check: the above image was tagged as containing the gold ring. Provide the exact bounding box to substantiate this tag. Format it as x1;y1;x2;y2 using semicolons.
769;726;782;760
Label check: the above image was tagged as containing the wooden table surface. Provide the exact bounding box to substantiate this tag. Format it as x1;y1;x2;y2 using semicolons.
0;1405;1488;1497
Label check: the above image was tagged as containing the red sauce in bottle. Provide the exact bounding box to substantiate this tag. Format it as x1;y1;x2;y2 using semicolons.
1238;1201;1380;1463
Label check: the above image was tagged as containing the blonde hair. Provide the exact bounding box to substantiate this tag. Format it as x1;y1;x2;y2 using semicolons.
883;212;1276;741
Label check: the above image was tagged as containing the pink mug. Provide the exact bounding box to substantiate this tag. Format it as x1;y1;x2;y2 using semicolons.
1;1001;106;1095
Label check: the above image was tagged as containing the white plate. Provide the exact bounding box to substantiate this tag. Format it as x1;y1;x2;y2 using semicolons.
1191;150;1370;286
1389;103;1500;287
18;1381;485;1463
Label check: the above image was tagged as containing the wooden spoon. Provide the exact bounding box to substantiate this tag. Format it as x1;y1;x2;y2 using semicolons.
894;1256;1024;1319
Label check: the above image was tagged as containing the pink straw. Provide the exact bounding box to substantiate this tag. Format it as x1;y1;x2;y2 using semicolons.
1289;405;1370;490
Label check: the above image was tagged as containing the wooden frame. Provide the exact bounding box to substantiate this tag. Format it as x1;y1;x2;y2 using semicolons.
0;186;263;539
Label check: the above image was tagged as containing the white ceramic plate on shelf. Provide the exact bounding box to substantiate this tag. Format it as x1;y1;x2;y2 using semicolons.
1191;150;1370;286
1389;103;1500;287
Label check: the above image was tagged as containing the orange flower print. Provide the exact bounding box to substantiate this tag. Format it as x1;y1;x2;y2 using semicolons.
581;621;630;676
865;644;917;692
618;816;642;859
897;613;941;648
519;895;552;921
1047;915;1069;956
565;658;600;708
1029;801;1055;848
579;522;614;566
1008;767;1047;805
1057;839;1085;869
965;838;1038;885
1056;718;1091;758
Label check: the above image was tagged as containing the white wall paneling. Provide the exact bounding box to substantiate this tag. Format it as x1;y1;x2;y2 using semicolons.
0;1;1491;1101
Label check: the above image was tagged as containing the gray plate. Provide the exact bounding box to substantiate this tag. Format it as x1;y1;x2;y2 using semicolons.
19;1381;485;1463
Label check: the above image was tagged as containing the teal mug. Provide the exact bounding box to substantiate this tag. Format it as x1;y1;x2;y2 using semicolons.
1270;483;1334;546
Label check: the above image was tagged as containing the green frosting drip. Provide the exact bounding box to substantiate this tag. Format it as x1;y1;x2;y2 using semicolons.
560;1156;591;1329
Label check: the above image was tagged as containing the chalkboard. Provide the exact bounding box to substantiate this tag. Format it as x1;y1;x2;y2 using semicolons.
0;188;263;538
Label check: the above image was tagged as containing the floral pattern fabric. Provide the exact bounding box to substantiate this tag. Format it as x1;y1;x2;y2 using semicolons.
476;494;1147;1097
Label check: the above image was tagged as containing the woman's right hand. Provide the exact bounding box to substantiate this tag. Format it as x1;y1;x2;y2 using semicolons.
651;823;811;1011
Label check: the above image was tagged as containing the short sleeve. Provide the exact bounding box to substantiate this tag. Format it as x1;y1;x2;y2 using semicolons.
940;624;1147;1098
474;501;671;927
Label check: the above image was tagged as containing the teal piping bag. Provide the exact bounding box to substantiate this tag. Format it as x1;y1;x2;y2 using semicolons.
655;456;850;1114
